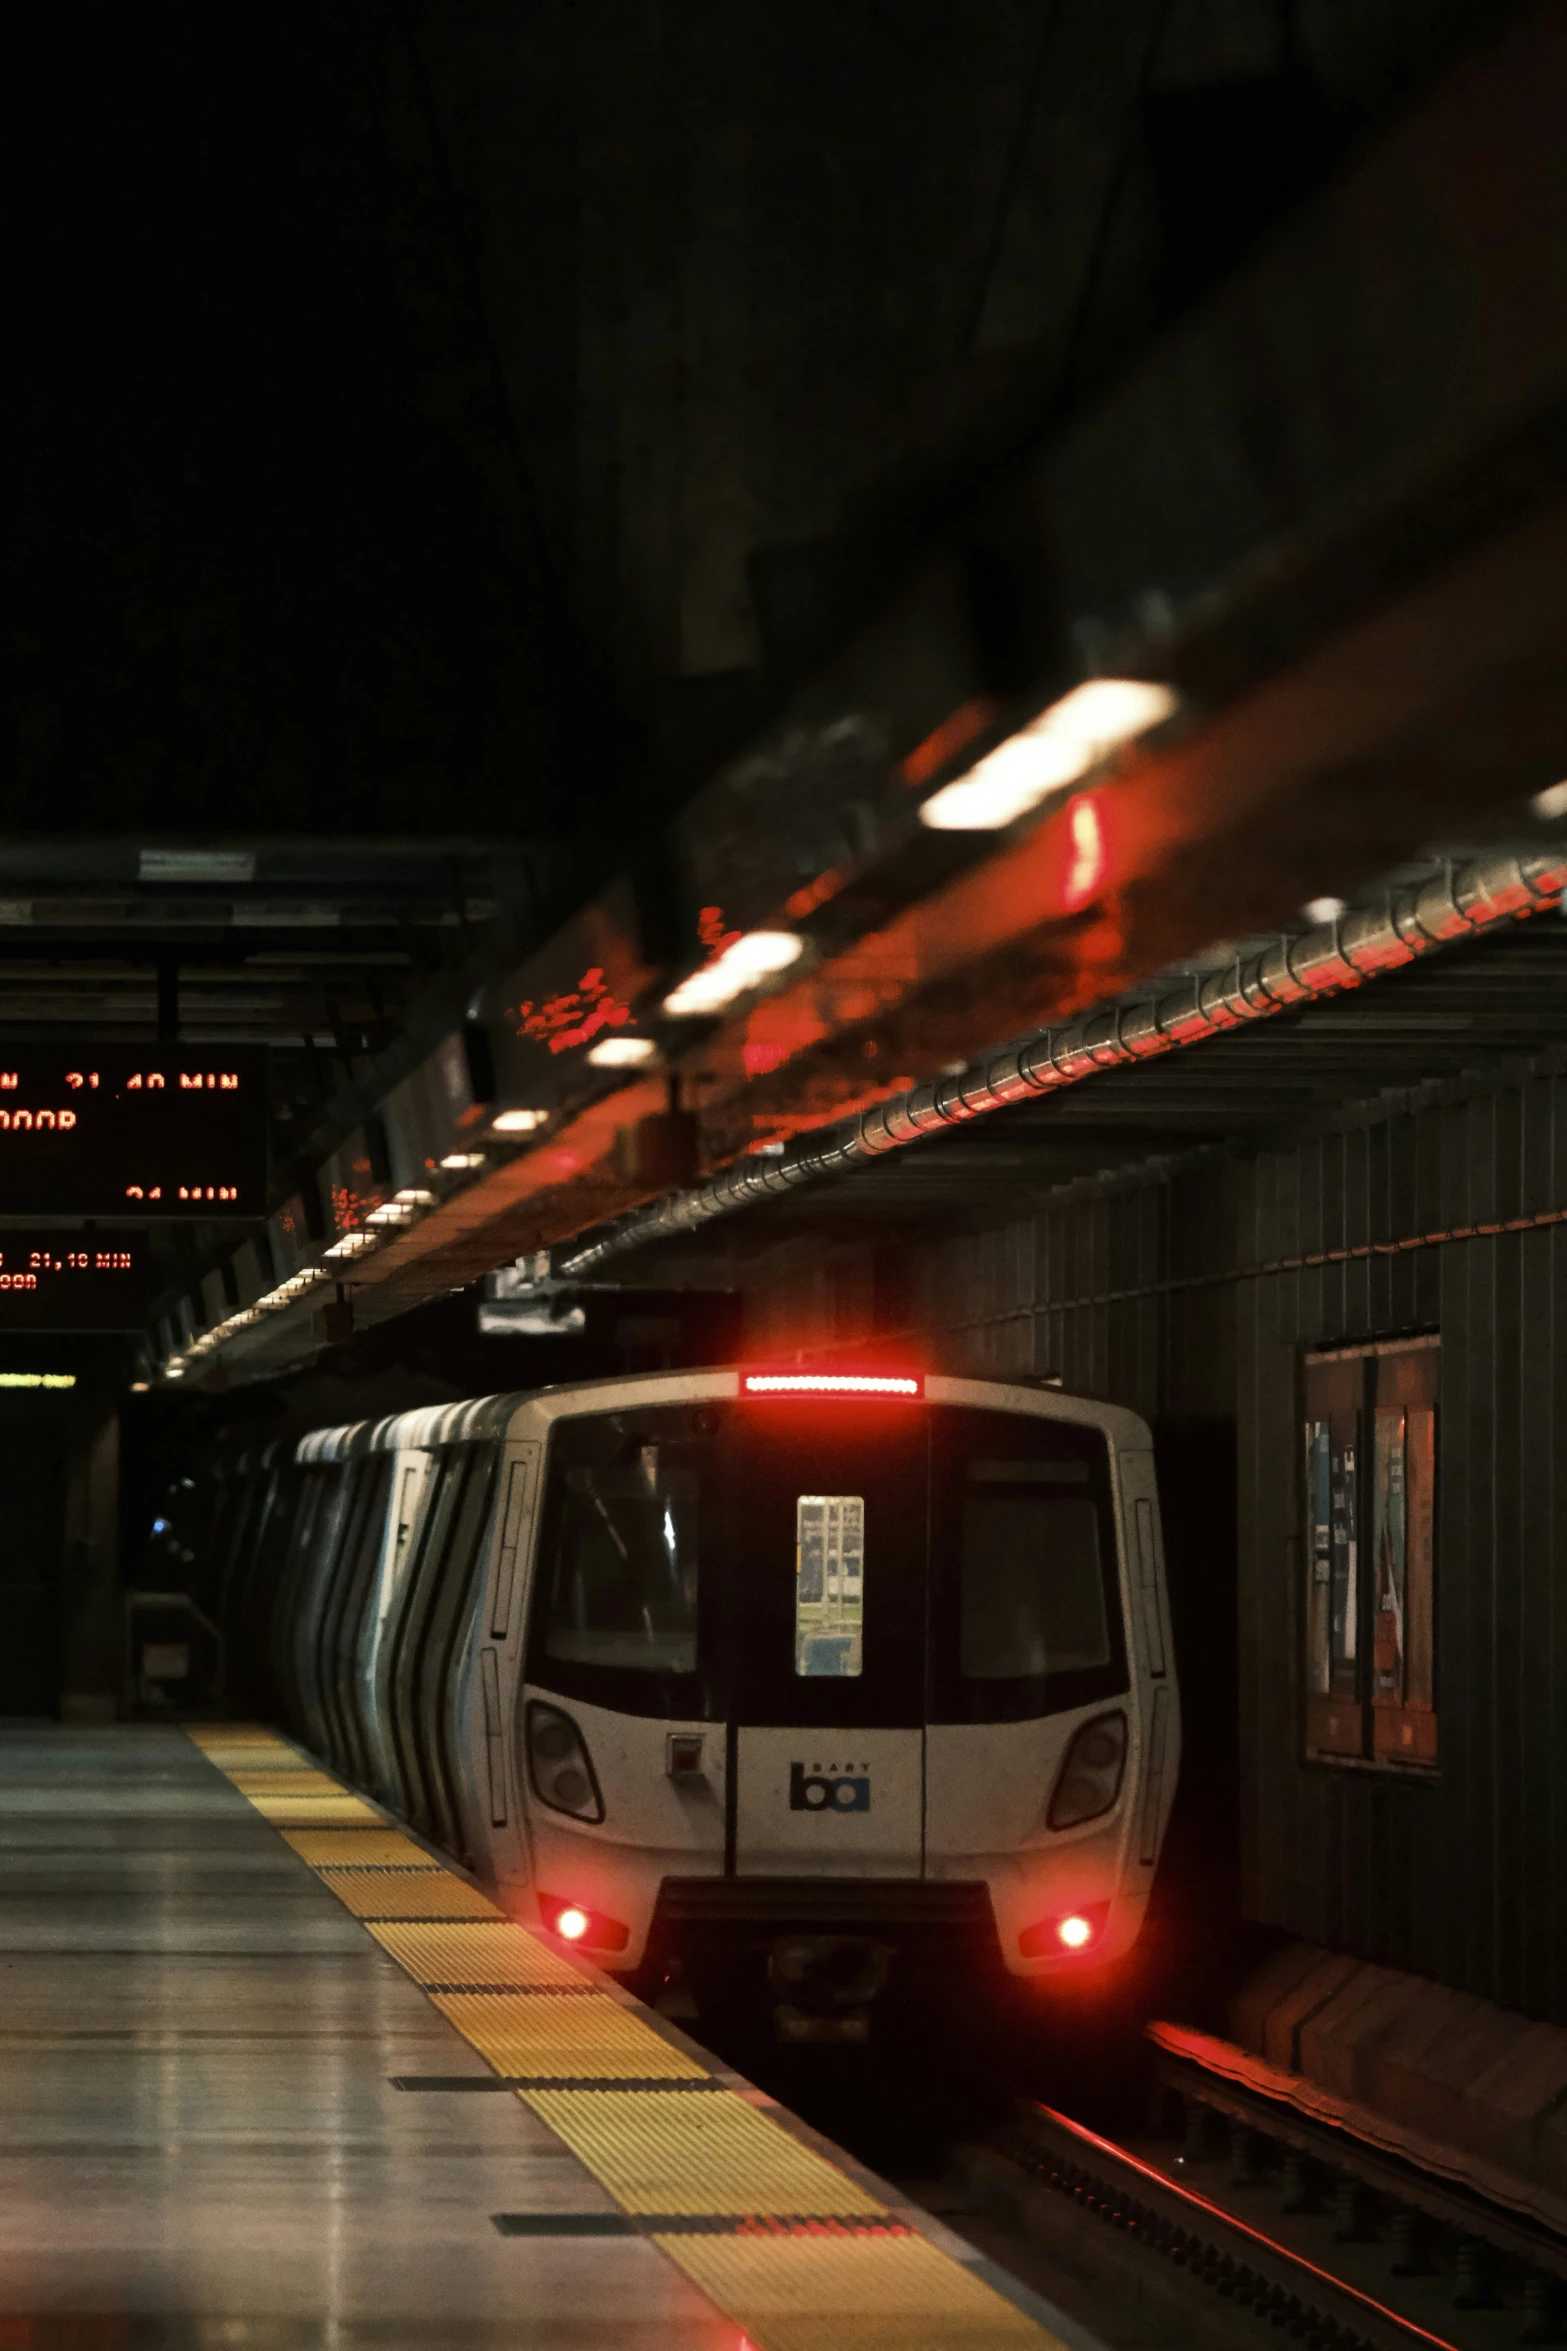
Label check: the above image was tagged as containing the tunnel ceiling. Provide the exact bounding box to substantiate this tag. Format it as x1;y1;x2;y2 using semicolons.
8;0;1507;843
2;1;1557;1373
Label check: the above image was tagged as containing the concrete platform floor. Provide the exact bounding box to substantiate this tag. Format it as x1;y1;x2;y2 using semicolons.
0;1723;739;2350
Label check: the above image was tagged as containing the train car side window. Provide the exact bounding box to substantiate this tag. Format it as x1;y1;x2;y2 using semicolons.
1303;1336;1438;1771
546;1449;698;1672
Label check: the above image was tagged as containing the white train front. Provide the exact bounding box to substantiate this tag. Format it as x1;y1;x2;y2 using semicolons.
214;1367;1179;2033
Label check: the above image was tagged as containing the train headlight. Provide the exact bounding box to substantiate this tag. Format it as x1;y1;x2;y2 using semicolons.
525;1701;605;1823
1046;1709;1127;1829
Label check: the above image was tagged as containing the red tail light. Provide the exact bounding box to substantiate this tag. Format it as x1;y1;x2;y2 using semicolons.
538;1894;630;1954
742;1370;922;1398
1018;1899;1111;1959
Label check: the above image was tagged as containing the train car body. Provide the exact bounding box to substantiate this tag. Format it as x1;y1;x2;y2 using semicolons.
215;1368;1179;2023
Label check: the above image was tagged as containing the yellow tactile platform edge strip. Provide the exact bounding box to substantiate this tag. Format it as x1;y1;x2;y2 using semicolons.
186;1724;1065;2351
317;1866;504;1919
365;1917;588;1987
281;1828;436;1867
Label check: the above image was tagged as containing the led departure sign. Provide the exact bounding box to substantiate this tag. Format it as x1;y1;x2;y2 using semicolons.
0;1232;152;1329
0;1049;267;1217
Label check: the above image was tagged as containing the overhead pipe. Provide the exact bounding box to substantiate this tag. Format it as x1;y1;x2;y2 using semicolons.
555;846;1567;1278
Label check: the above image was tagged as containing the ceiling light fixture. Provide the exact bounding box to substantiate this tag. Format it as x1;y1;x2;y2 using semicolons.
1531;779;1567;821
439;1151;487;1170
919;677;1178;832
662;930;804;1019
323;1231;378;1260
263;1270;326;1306
586;1035;657;1069
490;1108;549;1135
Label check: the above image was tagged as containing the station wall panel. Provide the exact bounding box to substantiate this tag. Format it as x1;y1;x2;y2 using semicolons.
741;1056;1567;2026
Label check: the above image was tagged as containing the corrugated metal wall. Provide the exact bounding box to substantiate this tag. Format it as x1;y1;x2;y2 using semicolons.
743;1062;1567;2025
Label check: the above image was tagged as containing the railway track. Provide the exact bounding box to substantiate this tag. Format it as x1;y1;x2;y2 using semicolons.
950;2095;1565;2351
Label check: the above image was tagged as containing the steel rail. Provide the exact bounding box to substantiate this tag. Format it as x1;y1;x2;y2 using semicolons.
1152;2044;1567;2282
962;2099;1471;2351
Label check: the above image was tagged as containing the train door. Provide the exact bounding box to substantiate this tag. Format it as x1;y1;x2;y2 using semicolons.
357;1451;434;1796
290;1462;354;1751
722;1402;928;1879
385;1448;467;1835
413;1445;497;1863
318;1455;392;1780
386;1443;496;1857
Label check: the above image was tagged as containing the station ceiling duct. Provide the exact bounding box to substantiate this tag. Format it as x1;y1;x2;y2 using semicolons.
555;845;1567;1277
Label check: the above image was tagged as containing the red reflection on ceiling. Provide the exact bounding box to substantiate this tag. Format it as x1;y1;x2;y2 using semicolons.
783;867;845;919
737;997;830;1078
679;774;1129;1132
1063;794;1108;911
697;905;741;954
511;967;634;1056
896;696;999;790
387;704;1306;1265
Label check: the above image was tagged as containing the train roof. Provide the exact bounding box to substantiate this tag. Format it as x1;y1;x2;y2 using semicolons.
293;1393;522;1462
284;1367;1154;1466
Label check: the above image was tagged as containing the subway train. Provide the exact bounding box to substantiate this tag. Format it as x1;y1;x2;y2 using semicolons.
207;1367;1179;2035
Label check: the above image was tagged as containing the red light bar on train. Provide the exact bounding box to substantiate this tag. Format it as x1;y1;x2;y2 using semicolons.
741;1371;923;1398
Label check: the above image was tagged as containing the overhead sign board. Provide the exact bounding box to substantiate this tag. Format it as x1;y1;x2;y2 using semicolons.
0;1231;153;1329
0;1048;267;1217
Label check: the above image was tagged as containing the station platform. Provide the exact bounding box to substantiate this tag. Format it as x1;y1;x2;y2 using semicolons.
0;1723;1089;2351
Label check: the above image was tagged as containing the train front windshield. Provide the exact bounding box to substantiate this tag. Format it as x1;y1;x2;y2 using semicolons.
542;1442;702;1676
528;1400;1128;1726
